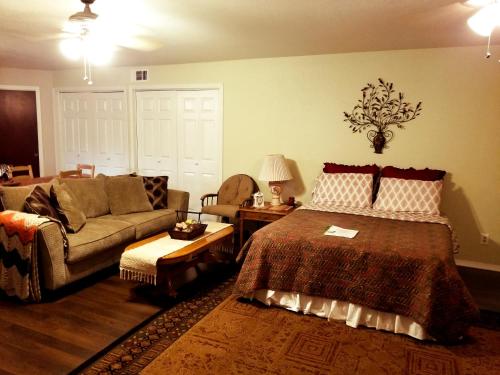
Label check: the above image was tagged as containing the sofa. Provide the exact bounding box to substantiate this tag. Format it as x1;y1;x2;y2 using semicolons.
0;175;189;291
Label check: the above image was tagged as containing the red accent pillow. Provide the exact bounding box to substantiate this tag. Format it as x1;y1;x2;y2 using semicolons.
381;166;446;181
323;163;379;175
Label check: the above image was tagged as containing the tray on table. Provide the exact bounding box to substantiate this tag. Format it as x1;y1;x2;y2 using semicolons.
168;223;208;240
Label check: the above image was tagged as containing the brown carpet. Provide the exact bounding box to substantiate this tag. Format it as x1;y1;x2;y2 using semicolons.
141;296;500;375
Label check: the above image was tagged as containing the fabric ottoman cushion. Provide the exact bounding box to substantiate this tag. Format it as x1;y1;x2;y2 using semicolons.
66;217;135;264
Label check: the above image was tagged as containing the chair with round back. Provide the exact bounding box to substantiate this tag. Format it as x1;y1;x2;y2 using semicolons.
201;174;258;223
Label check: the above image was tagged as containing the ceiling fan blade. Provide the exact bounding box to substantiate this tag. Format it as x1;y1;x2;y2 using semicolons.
117;37;163;51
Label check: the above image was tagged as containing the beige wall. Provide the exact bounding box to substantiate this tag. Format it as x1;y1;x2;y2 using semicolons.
0;68;56;175
49;45;500;266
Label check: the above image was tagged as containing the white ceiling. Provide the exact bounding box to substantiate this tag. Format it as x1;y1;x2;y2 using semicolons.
0;0;494;70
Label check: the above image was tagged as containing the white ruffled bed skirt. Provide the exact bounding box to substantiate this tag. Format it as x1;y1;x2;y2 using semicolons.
247;289;431;340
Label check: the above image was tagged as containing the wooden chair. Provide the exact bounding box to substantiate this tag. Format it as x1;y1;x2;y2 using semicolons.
77;163;95;178
59;169;83;178
200;174;258;223
10;165;34;181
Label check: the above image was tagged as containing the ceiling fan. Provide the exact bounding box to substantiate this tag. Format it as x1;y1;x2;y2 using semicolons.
462;0;500;60
68;0;98;23
59;0;162;56
59;0;162;83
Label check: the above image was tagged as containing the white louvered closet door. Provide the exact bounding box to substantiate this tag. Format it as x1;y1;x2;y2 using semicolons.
59;93;93;170
177;90;221;212
135;89;222;213
94;92;129;175
58;91;129;174
136;91;179;187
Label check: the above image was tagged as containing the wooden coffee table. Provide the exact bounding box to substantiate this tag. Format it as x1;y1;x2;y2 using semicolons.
123;224;233;297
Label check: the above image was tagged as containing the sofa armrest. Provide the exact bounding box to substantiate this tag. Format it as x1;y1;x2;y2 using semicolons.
168;189;190;213
37;221;67;290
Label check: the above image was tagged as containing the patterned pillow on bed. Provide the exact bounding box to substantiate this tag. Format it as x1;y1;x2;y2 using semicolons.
373;177;443;215
312;173;373;208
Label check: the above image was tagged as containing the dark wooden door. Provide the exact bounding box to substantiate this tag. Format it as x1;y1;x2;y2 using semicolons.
0;90;39;177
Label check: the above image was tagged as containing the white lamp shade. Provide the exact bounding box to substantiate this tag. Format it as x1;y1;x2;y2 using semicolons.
258;154;293;182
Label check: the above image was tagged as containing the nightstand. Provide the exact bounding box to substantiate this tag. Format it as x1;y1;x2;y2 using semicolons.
238;203;296;248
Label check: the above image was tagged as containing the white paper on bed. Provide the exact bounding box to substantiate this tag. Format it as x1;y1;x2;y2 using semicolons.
324;225;358;238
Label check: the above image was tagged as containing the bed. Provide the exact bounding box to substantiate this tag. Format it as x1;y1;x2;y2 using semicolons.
233;164;479;342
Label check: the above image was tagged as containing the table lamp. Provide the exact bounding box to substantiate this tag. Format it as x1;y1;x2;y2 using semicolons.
258;154;293;206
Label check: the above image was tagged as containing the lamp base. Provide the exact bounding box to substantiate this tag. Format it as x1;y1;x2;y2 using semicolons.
271;194;281;206
269;183;283;206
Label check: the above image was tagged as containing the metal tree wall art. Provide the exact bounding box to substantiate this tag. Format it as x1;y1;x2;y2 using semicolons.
343;78;422;153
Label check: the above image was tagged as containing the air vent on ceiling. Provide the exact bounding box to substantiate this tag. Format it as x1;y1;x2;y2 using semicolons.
133;69;149;82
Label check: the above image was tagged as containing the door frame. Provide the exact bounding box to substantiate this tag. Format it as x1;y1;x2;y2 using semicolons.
53;86;128;172
0;85;44;176
130;84;224;188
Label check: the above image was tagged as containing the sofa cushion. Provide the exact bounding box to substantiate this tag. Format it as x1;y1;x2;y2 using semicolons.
201;204;240;219
51;184;86;233
24;185;59;220
0;183;52;212
100;209;176;239
66;217;135;264
58;177;110;218
105;176;153;215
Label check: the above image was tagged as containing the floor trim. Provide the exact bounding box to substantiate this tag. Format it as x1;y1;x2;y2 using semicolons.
456;259;500;272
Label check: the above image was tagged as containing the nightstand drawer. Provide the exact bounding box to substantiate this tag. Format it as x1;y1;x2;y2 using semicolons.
240;210;282;222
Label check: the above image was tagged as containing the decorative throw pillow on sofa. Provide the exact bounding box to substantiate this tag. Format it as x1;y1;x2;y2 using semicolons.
105;176;153;215
25;185;59;220
50;183;86;233
142;176;169;209
58;177;110;218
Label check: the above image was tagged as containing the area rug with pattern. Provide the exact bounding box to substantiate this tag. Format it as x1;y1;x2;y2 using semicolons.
78;280;500;375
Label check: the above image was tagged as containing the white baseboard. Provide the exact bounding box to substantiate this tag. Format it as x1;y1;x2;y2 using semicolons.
455;259;500;272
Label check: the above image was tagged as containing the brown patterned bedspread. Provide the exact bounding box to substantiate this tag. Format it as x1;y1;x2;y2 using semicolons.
234;209;479;341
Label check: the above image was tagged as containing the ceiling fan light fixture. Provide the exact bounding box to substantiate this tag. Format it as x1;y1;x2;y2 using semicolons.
467;2;500;36
59;38;82;60
465;0;495;7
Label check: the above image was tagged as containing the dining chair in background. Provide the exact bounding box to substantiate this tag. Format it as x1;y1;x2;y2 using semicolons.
76;163;95;178
10;165;34;181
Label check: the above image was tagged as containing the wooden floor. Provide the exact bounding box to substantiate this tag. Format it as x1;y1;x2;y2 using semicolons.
0;267;164;375
0;263;497;375
458;266;500;312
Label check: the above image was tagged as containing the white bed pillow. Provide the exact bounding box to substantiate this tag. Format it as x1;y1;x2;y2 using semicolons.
373;177;443;215
312;173;373;208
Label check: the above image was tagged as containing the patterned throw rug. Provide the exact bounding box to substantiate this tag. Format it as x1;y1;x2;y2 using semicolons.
79;277;500;375
143;297;500;375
